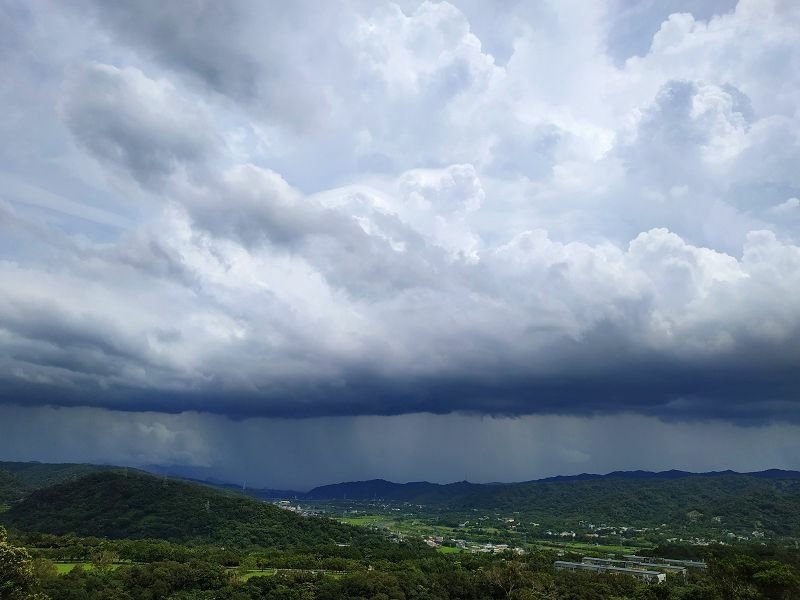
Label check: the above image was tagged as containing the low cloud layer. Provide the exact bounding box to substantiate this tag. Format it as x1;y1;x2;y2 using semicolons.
2;404;800;490
0;0;799;427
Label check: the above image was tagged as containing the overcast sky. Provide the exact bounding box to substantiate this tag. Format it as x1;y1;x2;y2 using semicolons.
1;0;799;489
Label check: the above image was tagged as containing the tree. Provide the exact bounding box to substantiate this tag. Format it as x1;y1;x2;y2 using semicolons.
0;526;48;600
90;545;119;576
753;561;800;600
487;560;535;599
29;560;57;582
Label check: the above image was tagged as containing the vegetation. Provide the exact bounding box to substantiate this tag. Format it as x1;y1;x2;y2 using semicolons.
307;472;800;537
0;525;46;599
466;474;800;535
2;464;799;599
1;472;400;551
17;543;800;600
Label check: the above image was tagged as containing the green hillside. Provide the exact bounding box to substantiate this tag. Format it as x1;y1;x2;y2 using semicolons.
1;471;392;550
0;461;118;502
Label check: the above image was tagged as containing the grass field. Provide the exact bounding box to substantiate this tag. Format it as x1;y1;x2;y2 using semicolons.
436;546;463;554
52;562;127;574
54;563;91;574
340;515;385;526
237;569;277;581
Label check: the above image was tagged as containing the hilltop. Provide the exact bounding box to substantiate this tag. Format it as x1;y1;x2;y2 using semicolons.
0;460;122;503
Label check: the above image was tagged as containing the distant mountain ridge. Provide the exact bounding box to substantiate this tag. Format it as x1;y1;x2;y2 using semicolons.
103;464;800;500
298;468;800;500
141;466;800;501
5;461;800;502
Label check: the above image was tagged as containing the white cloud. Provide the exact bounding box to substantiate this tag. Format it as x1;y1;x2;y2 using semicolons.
770;197;800;216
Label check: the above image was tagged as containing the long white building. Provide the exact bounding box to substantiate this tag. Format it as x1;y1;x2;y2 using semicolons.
554;561;666;584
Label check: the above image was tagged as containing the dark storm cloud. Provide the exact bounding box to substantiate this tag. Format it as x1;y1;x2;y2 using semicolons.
1;308;798;423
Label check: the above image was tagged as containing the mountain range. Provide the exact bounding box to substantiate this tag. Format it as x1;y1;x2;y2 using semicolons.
3;461;800;538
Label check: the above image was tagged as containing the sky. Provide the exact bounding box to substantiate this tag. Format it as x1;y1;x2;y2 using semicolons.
0;0;799;490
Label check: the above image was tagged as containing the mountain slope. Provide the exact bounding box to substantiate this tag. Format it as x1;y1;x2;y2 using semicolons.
0;471;392;549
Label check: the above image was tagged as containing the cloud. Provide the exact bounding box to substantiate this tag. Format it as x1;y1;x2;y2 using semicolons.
61;63;217;186
0;0;798;428
2;204;799;421
770;197;800;216
83;1;322;131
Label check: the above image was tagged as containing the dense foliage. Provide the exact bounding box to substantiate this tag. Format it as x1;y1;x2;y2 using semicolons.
0;525;46;599
466;474;800;534
23;545;800;600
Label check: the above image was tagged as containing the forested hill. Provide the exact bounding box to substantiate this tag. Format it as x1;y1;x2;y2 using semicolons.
0;471;393;550
470;473;800;535
304;469;800;501
305;471;800;536
0;461;121;503
304;479;485;502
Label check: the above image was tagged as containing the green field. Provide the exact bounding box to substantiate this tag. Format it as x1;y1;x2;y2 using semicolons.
55;563;82;574
340;515;384;526
52;562;133;574
436;546;463;554
237;569;277;581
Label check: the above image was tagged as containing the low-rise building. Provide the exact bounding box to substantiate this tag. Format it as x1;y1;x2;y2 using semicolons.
554;561;666;584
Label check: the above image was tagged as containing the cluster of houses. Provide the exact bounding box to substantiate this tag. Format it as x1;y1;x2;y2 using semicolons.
423;536;524;555
273;500;318;516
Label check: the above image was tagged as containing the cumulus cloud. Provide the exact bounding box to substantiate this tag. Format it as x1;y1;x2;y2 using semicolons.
0;0;799;432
